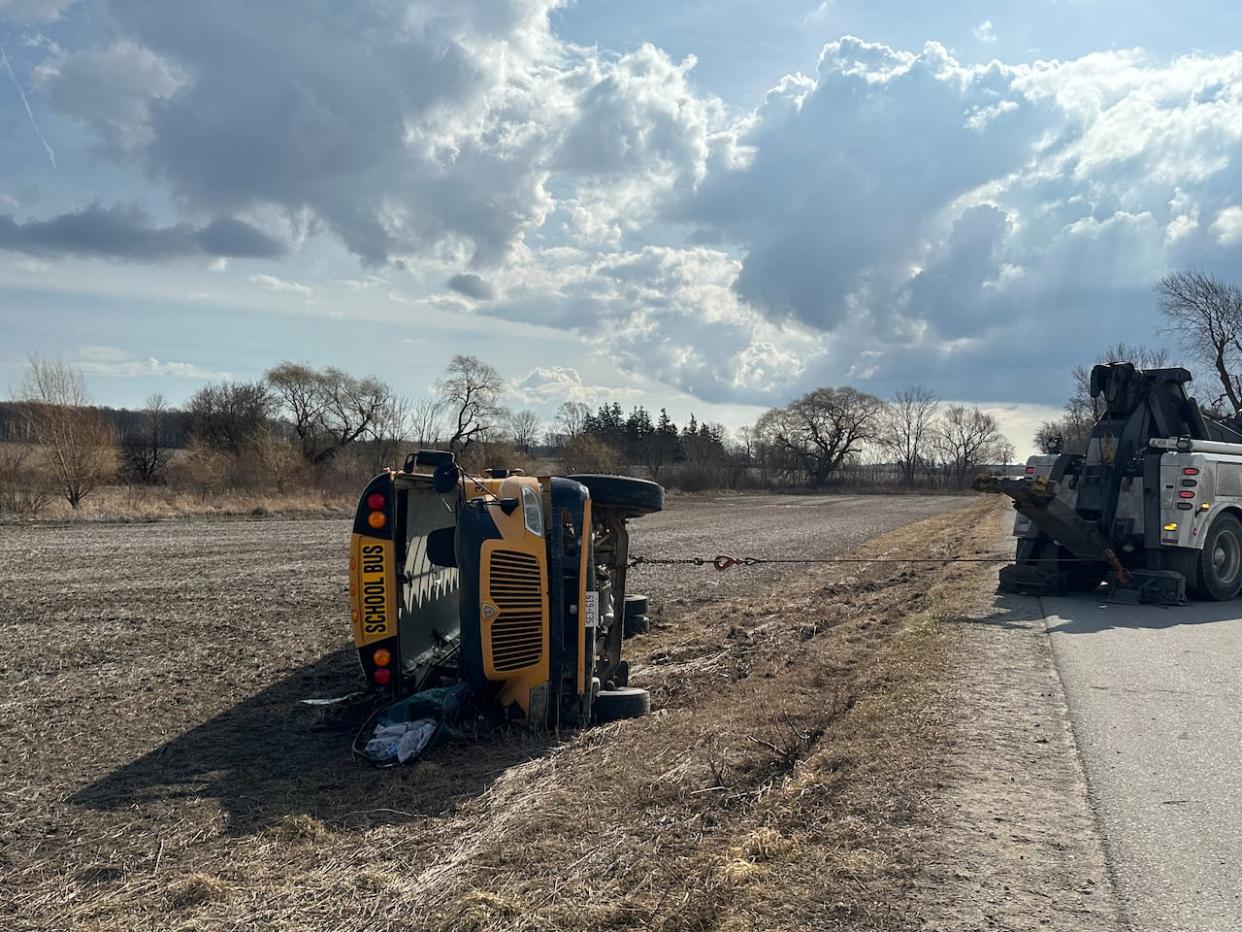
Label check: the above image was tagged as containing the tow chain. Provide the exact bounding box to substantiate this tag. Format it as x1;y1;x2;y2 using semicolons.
630;553;1027;572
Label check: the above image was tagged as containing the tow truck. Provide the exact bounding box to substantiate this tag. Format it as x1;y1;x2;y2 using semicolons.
347;450;661;749
978;362;1242;604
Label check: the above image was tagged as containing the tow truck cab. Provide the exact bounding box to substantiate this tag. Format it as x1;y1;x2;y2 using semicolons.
348;453;603;728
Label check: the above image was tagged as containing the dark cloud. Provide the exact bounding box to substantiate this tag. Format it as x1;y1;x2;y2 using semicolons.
192;216;285;259
447;273;496;301
0;203;286;260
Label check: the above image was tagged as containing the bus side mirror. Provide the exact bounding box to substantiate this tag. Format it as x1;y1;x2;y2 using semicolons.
433;462;460;494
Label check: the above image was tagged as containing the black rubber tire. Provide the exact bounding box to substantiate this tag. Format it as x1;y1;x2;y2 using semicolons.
1197;513;1242;601
624;594;650;616
568;474;664;514
623;612;650;638
592;686;650;724
610;660;630;689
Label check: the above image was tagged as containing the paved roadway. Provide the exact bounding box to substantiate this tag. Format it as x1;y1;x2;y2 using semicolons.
1043;593;1242;930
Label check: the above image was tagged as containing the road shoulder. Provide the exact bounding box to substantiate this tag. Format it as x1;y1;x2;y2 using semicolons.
912;515;1124;931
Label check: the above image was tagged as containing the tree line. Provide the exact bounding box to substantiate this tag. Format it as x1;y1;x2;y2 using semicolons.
1;349;1013;515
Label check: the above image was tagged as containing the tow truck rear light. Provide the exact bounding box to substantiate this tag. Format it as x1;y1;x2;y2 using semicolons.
1183;467;1200;476
1179;490;1196;499
372;648;391;667
1163;523;1179;532
373;667;392;686
1025;466;1036;476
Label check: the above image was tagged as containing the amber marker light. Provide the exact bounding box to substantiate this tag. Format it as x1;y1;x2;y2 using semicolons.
368;510;386;529
373;648;391;667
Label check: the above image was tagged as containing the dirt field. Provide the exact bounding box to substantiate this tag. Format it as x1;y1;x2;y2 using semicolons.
1;492;995;931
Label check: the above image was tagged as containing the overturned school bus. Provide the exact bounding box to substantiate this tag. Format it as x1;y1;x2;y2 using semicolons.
348;450;662;733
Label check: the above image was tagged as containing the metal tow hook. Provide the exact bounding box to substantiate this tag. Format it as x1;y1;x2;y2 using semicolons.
712;555;759;572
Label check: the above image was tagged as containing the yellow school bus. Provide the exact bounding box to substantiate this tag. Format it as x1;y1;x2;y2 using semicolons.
349;450;662;728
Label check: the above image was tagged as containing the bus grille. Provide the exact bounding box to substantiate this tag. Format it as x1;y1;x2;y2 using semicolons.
488;550;544;672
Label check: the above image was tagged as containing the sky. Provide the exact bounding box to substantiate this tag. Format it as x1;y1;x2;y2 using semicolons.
3;1;1242;457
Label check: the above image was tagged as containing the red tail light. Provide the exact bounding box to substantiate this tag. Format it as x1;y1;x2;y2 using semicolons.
1179;490;1196;499
1025;466;1036;476
1183;467;1200;476
367;492;386;510
373;667;392;686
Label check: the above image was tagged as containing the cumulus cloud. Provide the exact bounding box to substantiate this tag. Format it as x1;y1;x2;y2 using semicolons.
510;366;639;406
17;6;1242;412
0;203;286;260
29;1;727;273
973;20;997;43
1212;205;1242;245
667;37;1242;401
74;345;230;380
35;39;186;153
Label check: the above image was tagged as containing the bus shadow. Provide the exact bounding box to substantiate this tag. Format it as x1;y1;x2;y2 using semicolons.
70;647;555;836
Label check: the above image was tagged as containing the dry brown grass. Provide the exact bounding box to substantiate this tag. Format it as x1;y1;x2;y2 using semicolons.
1;499;1003;931
2;483;352;522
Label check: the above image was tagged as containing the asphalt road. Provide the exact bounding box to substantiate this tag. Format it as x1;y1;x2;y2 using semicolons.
1043;593;1242;930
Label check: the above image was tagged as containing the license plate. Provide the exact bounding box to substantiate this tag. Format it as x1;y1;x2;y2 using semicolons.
584;591;599;628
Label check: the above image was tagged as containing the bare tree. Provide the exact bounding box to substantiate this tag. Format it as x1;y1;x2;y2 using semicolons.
734;425;757;464
266;361;391;464
508;409;541;454
19;356;117;508
552;401;591;444
372;394;413;469
410;397;446;447
561;434;621;473
438;355;506;454
187;381;275;453
123;393;174;484
755;386;886;487
882;386;939;487
0;443;53;515
1157;271;1242;414
935;404;1006;487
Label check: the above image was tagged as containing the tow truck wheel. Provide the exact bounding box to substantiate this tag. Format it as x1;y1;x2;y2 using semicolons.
1197;513;1242;601
592;686;650;723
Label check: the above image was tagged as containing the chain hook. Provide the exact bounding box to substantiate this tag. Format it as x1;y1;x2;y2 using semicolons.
713;554;739;571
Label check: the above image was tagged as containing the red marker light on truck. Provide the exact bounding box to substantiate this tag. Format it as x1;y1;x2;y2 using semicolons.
1025;466;1036;476
1179;490;1196;499
373;667;392;686
1183;467;1200;476
367;492;386;510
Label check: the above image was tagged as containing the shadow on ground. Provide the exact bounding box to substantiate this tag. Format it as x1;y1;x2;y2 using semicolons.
1042;592;1242;634
70;647;556;836
956;585;1242;635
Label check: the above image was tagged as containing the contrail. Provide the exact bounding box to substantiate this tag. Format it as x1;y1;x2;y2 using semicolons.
0;42;57;169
